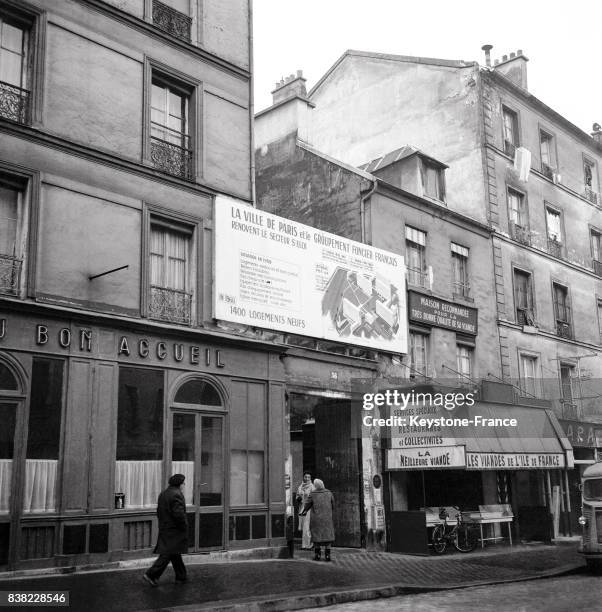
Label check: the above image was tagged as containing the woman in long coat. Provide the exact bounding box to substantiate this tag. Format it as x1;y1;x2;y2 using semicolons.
295;472;314;549
301;478;335;561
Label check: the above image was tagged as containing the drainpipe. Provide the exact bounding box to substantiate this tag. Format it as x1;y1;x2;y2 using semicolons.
360;177;377;244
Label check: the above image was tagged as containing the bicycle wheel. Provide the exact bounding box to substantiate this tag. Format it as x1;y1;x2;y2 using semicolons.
453;525;477;552
431;525;447;554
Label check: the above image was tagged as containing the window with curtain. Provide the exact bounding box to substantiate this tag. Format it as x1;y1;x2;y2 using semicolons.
513;269;534;325
451;243;469;297
545;207;562;242
456;345;473;381
24;359;63;513
507;189;526;227
230;383;265;506
421;160;445;201
149;221;193;324
0;12;30;124
0;361;18;515
115;367;164;509
405;226;427;288
539;130;555;171
520;354;539;398
0;181;24;296
409;331;428;377
502;106;519;155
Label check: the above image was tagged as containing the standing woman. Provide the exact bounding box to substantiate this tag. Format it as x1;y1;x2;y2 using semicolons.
301;478;335;561
296;472;314;549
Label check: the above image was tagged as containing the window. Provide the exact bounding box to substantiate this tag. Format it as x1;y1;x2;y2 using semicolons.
149;74;193;180
545;206;563;258
451;243;469;297
553;282;571;339
409;331;428;377
597;299;602;344
152;0;192;42
507;188;530;245
149;220;193;324
115;367;164;509
519;354;539;398
0;179;25;295
421;160;445;201
513;269;535;325
405;226;427;287
559;363;577;417
0;10;30;124
584;158;599;205
24;358;64;513
502;106;519;156
539;130;555;178
456;344;473;381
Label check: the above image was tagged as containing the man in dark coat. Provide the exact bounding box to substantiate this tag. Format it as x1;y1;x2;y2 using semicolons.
143;474;188;586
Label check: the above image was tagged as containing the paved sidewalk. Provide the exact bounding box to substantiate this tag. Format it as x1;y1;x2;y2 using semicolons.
0;544;583;612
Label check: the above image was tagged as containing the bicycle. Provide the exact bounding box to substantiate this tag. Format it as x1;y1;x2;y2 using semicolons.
431;506;478;554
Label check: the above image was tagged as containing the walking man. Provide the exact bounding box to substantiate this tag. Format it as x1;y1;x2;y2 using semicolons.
143;474;188;586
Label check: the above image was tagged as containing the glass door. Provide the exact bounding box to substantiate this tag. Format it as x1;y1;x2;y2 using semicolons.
171;412;224;551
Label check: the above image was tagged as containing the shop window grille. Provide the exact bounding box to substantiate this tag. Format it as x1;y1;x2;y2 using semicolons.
124;520;152;551
584;187;599;206
20;526;55;560
62;525;86;555
148;285;192;324
152;0;192;42
0;80;30;125
556;320;572;339
0;254;22;295
516;307;535;327
89;524;109;554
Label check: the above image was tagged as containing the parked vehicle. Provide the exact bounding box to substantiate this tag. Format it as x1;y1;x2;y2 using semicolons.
579;462;602;572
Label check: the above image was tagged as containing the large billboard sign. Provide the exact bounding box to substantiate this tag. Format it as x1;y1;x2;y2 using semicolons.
214;197;407;354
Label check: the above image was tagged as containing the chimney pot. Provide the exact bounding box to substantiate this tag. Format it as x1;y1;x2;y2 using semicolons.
502;54;508;61
517;49;523;56
510;52;516;59
297;70;303;78
481;44;493;67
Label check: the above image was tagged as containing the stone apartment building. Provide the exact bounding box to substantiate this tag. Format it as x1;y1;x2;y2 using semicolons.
0;0;298;570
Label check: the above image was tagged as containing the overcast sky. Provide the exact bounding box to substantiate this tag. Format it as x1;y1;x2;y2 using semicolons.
253;0;601;134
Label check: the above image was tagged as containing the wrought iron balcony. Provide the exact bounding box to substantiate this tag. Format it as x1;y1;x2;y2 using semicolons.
547;238;564;259
594;259;602;277
584;187;599;206
150;130;193;180
149;286;192;325
406;267;429;288
561;401;580;420
516;307;535;326
0;254;22;295
556;320;572;339
0;80;30;124
152;0;192;42
541;163;555;180
509;221;531;246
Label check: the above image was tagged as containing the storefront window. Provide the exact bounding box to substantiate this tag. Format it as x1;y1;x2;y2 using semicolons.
24;359;63;513
584;479;602;501
230;383;265;505
0;403;16;514
115;367;163;509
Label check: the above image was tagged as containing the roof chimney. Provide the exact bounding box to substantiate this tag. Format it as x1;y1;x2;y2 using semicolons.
481;44;493;68
493;49;529;90
592;123;602;145
271;70;307;105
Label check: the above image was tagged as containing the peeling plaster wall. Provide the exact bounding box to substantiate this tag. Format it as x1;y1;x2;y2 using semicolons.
307;56;486;222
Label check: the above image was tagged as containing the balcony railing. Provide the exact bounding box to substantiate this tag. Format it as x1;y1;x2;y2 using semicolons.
560;401;581;420
0;80;30;124
0;254;22;295
547;238;564;259
452;281;470;298
152;0;192;42
150;129;193;180
594;259;602;277
541;163;555;180
584;187;599;206
149;286;192;325
509;221;531;246
516;307;535;327
406;267;429;288
556;320;572;339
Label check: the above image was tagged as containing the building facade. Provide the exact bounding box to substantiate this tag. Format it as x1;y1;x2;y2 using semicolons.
0;0;296;570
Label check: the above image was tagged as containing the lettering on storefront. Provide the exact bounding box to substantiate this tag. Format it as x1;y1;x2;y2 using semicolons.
408;291;478;335
560;420;598;448
386;446;466;470
465;452;565;470
0;321;226;368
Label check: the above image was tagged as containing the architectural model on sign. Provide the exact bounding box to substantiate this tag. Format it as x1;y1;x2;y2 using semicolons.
322;267;400;340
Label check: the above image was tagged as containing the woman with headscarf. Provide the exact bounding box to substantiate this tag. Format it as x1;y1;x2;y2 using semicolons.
300;478;335;561
296;472;314;549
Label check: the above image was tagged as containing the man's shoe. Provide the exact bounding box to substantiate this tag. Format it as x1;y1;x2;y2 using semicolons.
143;573;158;587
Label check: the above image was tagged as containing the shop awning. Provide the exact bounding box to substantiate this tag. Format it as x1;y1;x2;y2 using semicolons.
385;402;574;471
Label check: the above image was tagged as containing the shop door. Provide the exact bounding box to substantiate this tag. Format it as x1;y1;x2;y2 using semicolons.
171;412;225;551
315;401;362;547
